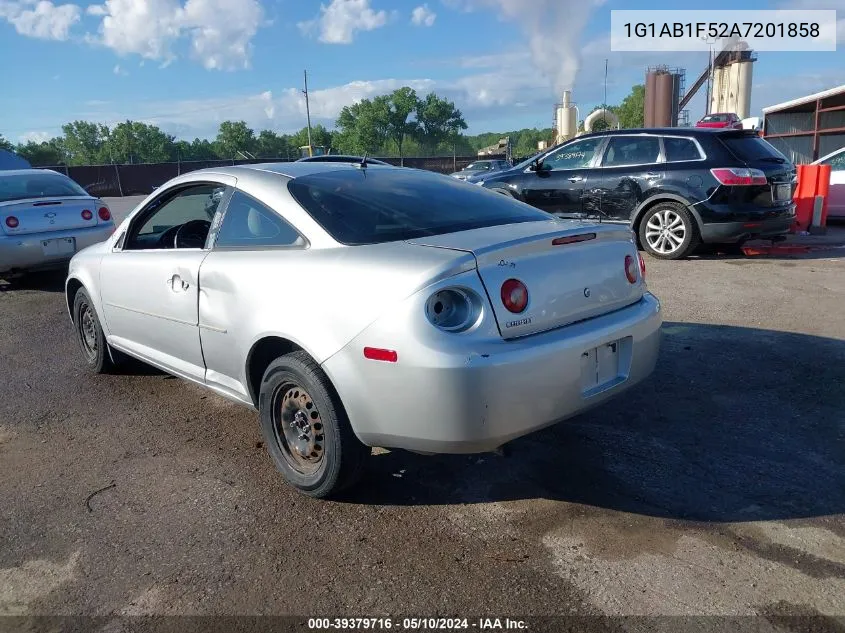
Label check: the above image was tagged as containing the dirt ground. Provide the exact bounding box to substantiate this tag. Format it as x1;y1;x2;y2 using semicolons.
1;200;844;631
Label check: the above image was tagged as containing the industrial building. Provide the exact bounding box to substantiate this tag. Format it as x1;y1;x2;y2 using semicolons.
762;85;845;164
643;44;755;129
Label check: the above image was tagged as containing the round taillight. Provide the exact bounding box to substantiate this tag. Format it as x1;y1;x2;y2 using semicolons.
638;252;646;280
5;216;19;228
98;207;111;221
625;255;639;284
501;278;528;313
81;209;93;220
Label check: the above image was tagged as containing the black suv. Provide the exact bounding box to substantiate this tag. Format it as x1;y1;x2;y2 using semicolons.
478;128;796;259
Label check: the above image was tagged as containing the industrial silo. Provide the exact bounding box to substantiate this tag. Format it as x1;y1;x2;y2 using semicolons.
645;71;658;127
654;71;675;127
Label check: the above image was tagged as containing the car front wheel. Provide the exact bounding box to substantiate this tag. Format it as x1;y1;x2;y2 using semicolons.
258;351;369;498
73;287;117;374
639;202;700;260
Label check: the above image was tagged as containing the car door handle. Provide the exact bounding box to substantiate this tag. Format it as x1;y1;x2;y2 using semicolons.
568;176;585;182
167;274;189;292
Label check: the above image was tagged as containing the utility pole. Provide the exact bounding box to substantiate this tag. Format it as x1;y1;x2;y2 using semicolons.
303;70;313;156
603;58;608;128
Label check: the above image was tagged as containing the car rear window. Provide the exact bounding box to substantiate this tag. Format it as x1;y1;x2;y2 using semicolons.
0;172;89;203
720;135;788;162
287;168;550;245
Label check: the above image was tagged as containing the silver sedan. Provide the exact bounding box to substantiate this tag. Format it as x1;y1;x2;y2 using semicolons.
1;169;115;277
66;162;662;498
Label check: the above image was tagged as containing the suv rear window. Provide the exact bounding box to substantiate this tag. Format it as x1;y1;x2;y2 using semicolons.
721;135;788;163
287;168;549;245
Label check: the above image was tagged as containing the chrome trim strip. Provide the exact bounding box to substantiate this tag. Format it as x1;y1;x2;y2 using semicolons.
104;302;197;327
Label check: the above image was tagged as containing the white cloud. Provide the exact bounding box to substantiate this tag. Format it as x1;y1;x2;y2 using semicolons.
410;4;435;27
0;0;81;40
298;0;388;44
113;63;127;75
18;130;51;143
84;0;264;70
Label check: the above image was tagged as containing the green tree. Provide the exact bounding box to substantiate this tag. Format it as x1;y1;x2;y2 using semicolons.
335;98;389;154
415;93;467;153
215;121;256;159
255;130;292;158
16;138;65;166
61;121;109;165
614;84;645;129
384;87;420;160
290;125;334;153
106;121;175;164
0;134;14;152
188;138;220;160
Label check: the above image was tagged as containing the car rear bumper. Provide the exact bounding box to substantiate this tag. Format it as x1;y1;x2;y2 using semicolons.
322;293;662;454
699;215;794;243
0;224;114;274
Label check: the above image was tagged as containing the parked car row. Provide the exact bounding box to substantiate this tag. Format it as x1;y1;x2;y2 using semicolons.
1;129;800;500
449;159;511;181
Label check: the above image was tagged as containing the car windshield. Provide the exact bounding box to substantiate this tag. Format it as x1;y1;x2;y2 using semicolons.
0;172;88;202
288;168;550;245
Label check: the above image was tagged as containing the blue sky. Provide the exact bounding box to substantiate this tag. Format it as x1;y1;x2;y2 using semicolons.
1;0;844;143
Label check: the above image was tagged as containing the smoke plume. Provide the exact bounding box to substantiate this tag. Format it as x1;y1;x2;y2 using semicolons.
459;0;599;95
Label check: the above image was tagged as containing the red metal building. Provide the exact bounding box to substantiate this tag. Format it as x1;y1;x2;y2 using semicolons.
762;85;845;164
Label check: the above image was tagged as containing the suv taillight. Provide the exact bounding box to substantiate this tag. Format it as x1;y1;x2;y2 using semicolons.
710;167;767;186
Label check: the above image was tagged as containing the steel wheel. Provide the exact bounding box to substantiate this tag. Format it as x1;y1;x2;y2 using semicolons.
645;209;686;255
271;382;325;476
78;302;99;361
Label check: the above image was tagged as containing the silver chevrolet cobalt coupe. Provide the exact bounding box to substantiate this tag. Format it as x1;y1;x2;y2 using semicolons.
66;160;662;498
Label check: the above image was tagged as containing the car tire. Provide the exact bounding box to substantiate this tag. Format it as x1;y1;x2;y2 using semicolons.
72;287;117;374
638;202;700;260
258;351;369;498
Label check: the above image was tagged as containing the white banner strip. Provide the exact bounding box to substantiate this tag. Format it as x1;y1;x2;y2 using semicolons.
610;10;837;52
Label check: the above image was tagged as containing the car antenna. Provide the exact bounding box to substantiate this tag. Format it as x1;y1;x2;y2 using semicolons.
358;153;368;169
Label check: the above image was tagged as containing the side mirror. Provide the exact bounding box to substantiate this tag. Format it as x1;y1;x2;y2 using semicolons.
528;160;543;172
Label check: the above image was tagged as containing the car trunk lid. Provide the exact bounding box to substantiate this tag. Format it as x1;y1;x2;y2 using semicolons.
408;221;644;339
0;196;103;235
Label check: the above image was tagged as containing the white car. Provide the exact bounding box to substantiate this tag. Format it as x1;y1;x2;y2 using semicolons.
1;169;115;277
813;147;845;218
66;161;662;498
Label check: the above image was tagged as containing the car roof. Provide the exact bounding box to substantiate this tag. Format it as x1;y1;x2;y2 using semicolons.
187;160;403;181
0;168;65;177
814;146;845;163
298;155;390;164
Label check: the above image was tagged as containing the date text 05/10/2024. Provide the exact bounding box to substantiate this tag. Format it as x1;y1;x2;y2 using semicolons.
307;618;528;630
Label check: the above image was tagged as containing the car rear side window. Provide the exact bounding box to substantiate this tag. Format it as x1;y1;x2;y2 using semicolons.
215;191;305;248
287;168;549;245
602;136;660;167
663;137;703;162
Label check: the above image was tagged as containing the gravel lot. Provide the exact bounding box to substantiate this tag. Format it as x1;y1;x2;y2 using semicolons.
1;197;844;629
